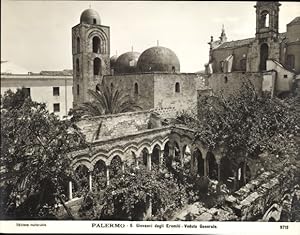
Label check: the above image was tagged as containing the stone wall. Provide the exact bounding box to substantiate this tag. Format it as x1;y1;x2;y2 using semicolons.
103;73;155;110
153;73;205;113
208;72;263;97
75;110;153;142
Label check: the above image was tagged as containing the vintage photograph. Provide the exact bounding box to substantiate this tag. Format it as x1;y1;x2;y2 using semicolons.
1;0;300;226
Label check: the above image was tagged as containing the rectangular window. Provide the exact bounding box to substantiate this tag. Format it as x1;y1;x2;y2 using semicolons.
53;103;60;112
284;74;288;78
77;84;80;95
22;87;31;97
53;87;60;96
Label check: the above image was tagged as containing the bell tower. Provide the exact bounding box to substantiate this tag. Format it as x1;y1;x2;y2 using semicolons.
72;8;110;107
255;1;281;40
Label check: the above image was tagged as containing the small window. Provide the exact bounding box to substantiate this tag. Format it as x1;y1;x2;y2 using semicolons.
22;87;31;97
175;82;180;93
220;61;224;72
77;84;80;95
284;75;288;78
53;87;60;96
240;59;247;71
53;103;60;112
172;66;175;72
76;37;80;53
96;85;100;92
93;18;96;24
224;76;228;83
76;59;80;73
134;83;139;95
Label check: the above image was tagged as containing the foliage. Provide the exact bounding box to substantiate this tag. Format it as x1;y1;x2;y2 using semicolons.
177;80;300;159
0;89;87;219
70;82;141;120
79;164;187;220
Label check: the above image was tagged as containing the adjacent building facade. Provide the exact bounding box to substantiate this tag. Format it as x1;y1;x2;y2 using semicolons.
0;68;73;119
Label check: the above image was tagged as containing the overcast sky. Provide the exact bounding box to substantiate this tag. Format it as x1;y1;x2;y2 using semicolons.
1;0;300;73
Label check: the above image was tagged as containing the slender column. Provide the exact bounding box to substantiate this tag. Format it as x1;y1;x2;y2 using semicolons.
217;163;221;182
233;171;238;191
135;158;139;168
204;157;208;177
159;149;164;167
121;162;125;173
68;181;73;200
145;196;152;219
88;172;92;192
243;162;247;185
147;152;152;171
106;166;110;186
180;151;184;167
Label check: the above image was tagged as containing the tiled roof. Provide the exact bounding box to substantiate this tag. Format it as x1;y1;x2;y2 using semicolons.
288;17;300;25
214;32;287;50
217;37;254;49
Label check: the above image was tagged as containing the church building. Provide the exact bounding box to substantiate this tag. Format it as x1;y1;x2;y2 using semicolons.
206;1;300;97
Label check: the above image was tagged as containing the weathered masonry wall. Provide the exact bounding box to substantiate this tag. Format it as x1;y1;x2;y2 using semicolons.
208;72;263;97
153;73;206;113
103;73;155;111
76;110;153;142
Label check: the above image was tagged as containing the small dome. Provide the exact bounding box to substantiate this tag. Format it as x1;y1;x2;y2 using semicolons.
110;55;119;69
137;46;180;73
115;51;141;74
80;9;101;25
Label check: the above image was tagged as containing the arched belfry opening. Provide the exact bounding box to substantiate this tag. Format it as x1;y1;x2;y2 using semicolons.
93;36;101;53
260;10;270;28
260;43;269;71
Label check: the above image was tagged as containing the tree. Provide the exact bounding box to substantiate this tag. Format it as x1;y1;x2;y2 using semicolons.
0;89;87;219
177;81;299;160
70;82;141;119
79;164;187;220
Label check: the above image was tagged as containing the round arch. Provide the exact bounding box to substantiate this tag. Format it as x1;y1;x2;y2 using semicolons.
92;159;107;190
110;155;123;179
192;148;204;176
207;151;218;180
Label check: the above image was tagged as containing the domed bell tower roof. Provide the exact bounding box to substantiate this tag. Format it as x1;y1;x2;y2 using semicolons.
80;9;101;25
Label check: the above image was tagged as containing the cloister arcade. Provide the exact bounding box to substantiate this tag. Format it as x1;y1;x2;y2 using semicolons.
67;126;253;200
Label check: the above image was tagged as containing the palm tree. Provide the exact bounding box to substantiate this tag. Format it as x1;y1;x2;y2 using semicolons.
72;83;141;118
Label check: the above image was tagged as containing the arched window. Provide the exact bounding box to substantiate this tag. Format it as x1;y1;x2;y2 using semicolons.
76;58;80;73
92;36;101;53
224;76;228;83
260;43;269;71
110;82;114;90
94;58;101;75
175;82;180;93
261;11;269;28
172;66;175;73
134;83;139;95
76;37;80;53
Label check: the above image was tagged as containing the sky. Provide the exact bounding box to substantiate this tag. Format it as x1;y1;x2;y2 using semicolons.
1;0;300;73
